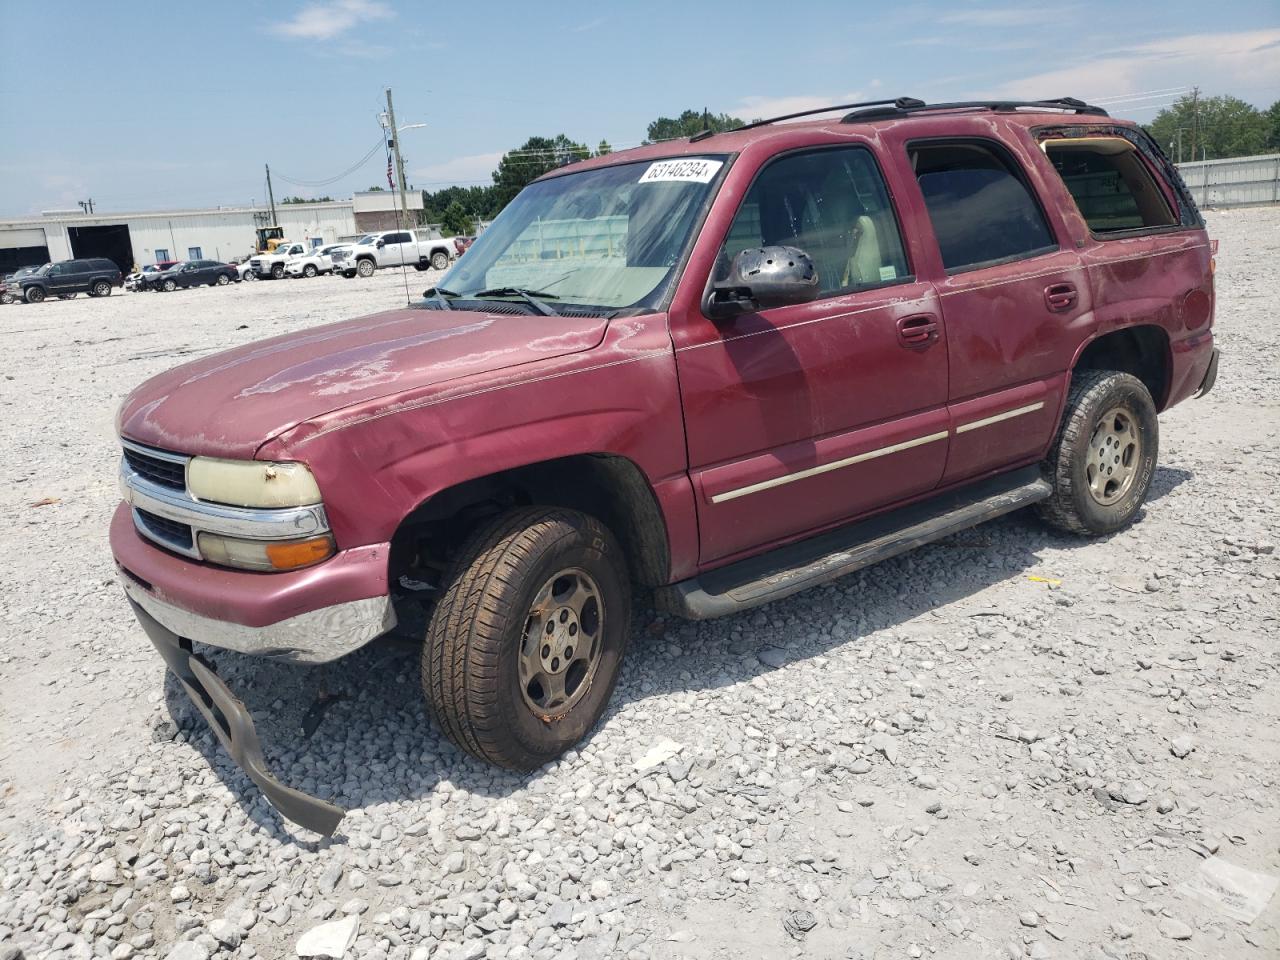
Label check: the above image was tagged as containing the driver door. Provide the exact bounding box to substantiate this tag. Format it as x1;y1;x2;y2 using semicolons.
671;145;950;565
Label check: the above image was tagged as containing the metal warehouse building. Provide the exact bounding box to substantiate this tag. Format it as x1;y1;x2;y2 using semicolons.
0;201;359;275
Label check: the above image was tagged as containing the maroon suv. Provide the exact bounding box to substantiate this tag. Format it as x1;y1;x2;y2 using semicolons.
111;97;1218;833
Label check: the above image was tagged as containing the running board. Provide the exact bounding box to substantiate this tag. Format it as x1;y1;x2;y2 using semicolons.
656;467;1050;620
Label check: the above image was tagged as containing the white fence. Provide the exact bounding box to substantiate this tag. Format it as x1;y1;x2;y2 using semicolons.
1174;153;1280;209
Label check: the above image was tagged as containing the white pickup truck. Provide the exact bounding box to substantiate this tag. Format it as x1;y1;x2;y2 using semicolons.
331;229;455;278
247;241;308;280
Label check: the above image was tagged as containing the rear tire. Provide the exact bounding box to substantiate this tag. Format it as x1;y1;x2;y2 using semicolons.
431;251;449;271
356;258;375;278
421;507;631;770
92;280;112;297
216;274;230;285
1037;370;1158;537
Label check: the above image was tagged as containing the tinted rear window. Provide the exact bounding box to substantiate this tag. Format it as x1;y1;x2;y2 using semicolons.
1045;140;1178;234
910;141;1057;272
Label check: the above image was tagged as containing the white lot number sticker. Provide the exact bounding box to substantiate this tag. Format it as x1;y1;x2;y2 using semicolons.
638;158;723;184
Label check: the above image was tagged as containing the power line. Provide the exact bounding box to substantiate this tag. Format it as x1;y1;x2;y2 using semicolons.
274;137;386;188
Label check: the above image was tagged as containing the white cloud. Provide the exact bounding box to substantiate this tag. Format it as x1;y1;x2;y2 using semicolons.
728;92;867;123
940;5;1069;27
992;28;1280;106
412;151;504;187
272;0;392;41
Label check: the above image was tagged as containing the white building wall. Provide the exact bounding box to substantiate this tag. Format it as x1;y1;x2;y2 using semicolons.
0;202;359;267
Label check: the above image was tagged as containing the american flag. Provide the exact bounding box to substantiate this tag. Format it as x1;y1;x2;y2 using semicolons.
387;153;394;190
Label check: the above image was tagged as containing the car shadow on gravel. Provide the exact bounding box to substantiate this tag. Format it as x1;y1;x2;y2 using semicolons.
163;464;1193;843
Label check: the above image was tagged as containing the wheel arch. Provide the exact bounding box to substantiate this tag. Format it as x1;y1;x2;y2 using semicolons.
1070;324;1172;410
389;453;671;589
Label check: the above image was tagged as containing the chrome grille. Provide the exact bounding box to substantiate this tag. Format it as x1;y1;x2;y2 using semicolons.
122;446;186;490
135;508;194;551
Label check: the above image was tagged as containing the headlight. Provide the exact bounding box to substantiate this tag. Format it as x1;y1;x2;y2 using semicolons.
197;532;335;571
187;457;323;508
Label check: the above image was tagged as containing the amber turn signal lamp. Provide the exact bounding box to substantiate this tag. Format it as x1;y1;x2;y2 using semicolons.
266;536;336;570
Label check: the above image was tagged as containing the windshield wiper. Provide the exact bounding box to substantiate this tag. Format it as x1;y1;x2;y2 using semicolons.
422;286;456;310
471;286;560;317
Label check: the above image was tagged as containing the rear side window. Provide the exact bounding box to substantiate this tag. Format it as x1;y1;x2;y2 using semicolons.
1043;138;1177;234
909;141;1056;272
715;146;911;298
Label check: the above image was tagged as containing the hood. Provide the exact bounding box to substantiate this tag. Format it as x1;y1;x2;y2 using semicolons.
118;306;610;458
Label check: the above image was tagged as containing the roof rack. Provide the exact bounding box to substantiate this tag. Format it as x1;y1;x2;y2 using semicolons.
687;96;1108;141
840;97;1109;122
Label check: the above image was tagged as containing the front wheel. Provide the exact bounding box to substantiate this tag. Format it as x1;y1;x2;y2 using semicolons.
25;287;46;303
243;270;257;281
162;279;176;292
270;263;285;280
303;264;317;278
422;508;631;770
431;251;449;271
1038;370;1159;537
356;258;375;278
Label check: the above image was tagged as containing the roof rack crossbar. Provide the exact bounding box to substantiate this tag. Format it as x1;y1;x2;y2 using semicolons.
690;97;927;140
840;97;1109;123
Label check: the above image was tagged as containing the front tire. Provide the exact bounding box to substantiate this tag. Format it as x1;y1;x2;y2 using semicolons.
303;264;317;278
1038;370;1158;537
25;286;46;303
271;263;285;280
422;507;631;770
162;279;176;292
356;258;375;278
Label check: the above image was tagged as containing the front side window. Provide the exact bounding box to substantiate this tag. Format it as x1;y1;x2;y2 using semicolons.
715;146;910;297
909;141;1056;272
439;156;726;313
1043;138;1177;234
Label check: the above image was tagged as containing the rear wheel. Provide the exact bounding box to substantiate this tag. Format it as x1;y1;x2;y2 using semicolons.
356;258;375;278
431;251;449;271
25;287;45;303
1038;370;1159;536
421;507;631;770
92;280;112;297
216;274;230;286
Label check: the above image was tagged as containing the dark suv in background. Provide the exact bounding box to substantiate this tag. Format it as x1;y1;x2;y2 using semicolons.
19;258;122;302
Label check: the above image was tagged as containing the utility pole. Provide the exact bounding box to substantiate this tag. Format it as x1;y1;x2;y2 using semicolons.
265;163;278;227
385;87;410;228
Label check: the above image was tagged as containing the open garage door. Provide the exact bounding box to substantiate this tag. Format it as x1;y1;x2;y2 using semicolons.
0;227;51;274
69;224;134;274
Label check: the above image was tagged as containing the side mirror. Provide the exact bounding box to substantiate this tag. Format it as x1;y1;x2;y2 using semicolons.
376;239;386;248
707;246;819;319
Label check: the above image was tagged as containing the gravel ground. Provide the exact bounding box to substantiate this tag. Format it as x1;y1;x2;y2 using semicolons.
1;211;1277;960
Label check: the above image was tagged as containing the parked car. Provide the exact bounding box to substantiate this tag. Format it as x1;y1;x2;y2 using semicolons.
285;244;346;278
146;260;238;291
126;261;179;292
1;265;46;303
453;236;475;256
18;258;122;302
246;242;308;280
331;228;455;278
112;96;1218;835
235;260;258;282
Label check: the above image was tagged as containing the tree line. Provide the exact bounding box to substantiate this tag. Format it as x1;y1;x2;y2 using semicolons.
417;94;1280;234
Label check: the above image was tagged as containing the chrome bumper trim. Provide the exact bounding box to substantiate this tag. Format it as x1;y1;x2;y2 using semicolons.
121;573;396;663
119;459;329;560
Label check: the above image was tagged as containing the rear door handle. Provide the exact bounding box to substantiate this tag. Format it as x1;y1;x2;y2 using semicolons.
897;314;939;347
1045;282;1078;312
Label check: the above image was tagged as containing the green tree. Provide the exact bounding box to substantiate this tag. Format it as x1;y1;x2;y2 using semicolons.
491;134;590;209
1265;100;1280;151
1148;90;1269;161
645;108;744;143
596;139;613;156
365;185;385;192
441;200;474;236
280;195;333;204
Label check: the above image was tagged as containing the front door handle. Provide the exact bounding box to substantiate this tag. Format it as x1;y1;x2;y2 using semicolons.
897;314;939;347
1045;282;1078;312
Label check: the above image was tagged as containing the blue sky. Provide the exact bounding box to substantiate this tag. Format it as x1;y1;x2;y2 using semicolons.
1;0;1277;217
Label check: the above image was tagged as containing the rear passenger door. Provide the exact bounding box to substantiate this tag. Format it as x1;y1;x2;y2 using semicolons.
672;144;951;565
902;138;1090;484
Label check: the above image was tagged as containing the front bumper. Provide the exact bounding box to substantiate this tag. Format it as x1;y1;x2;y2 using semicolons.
132;598;346;836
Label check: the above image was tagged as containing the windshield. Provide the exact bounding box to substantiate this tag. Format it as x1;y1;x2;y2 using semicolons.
437;156;726;312
357;235;377;245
